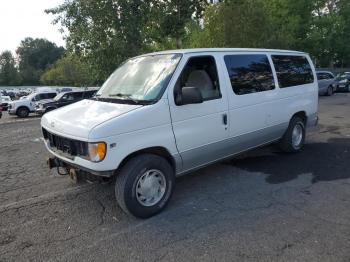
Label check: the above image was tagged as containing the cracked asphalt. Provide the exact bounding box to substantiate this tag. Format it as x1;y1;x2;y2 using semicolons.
1;94;350;262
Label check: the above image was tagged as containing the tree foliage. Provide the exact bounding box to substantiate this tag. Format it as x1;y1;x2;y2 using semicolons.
0;51;21;86
46;0;206;82
188;0;350;67
49;0;350;77
40;54;94;86
16;37;65;85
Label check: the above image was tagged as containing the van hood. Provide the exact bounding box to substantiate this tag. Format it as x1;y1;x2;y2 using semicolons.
41;99;142;140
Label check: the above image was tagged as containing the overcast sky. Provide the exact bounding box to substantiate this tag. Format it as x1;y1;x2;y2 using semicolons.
0;0;65;54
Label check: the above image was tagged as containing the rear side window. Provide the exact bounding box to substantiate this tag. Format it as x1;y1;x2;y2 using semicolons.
224;54;275;95
272;55;314;88
48;93;57;99
72;92;83;99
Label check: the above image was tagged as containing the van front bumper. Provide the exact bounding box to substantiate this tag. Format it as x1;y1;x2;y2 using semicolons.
8;108;17;115
44;140;114;177
47;155;114;177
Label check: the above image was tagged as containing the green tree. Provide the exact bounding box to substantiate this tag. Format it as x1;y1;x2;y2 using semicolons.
47;0;206;82
189;0;273;48
16;37;64;85
47;0;156;82
306;0;350;67
156;0;207;48
40;54;94;86
0;51;21;86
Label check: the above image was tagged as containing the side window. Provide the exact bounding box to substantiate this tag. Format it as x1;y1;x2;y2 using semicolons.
84;91;96;98
272;55;314;88
48;93;57;99
317;73;327;80
62;93;75;101
39;94;48;100
224;54;275;95
73;92;83;99
175;56;221;103
327;73;334;79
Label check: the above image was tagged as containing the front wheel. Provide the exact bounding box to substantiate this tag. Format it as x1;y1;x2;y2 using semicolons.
279;116;306;153
327;86;333;96
115;154;175;218
16;107;29;118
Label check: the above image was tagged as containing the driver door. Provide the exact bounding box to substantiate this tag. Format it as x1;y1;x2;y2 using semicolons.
168;54;229;173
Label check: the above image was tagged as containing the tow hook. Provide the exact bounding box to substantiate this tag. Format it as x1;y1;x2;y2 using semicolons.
69;168;81;184
47;157;68;176
47;157;59;169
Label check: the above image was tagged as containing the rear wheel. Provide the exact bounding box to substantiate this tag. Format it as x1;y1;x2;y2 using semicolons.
16;107;29;118
327;86;333;96
279;116;306;153
115;154;175;218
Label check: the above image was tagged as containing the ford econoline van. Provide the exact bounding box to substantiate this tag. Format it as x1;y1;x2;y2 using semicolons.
41;48;318;218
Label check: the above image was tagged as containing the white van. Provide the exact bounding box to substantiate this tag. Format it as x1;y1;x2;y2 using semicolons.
41;48;318;218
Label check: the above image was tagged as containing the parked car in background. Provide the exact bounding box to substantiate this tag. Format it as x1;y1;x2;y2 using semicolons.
316;71;337;96
0;96;12;111
8;91;57;118
42;48;318;218
336;72;350;92
36;90;97;115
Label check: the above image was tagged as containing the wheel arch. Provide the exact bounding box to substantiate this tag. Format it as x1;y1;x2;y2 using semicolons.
117;147;176;174
16;106;30;114
291;111;307;125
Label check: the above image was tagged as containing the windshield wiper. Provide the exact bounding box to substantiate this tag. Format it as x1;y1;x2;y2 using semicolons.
109;93;140;103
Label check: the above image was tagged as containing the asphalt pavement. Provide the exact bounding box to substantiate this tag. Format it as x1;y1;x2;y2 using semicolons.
1;94;350;262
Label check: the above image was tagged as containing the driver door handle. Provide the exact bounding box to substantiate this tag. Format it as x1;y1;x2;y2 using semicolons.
223;113;228;126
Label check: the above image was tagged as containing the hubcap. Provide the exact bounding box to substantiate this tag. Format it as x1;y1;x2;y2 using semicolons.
136;169;166;207
292;124;303;148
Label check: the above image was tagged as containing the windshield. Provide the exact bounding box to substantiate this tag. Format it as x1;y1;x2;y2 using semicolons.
96;54;182;103
337;73;350;80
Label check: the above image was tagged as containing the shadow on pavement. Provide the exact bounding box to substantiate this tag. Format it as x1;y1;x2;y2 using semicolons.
227;138;350;184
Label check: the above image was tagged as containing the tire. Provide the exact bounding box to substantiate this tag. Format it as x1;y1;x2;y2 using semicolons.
327;86;333;96
16;107;29;118
279;116;306;153
115;154;175;218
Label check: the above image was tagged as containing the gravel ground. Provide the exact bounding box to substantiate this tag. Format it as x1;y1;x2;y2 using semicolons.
0;94;350;262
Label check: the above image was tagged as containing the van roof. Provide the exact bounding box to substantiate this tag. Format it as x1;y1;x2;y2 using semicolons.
146;48;307;56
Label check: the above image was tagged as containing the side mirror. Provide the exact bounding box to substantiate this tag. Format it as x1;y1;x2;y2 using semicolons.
178;86;203;105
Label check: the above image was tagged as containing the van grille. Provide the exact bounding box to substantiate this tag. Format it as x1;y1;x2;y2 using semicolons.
42;128;88;158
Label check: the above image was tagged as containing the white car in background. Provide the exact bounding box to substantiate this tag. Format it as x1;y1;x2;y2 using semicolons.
8;91;57;118
0;96;11;111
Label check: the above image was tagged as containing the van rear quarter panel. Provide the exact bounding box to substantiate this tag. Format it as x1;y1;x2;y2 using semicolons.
220;52;317;137
268;53;318;125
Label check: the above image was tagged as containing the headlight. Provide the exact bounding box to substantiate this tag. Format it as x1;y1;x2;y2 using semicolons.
87;142;106;162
